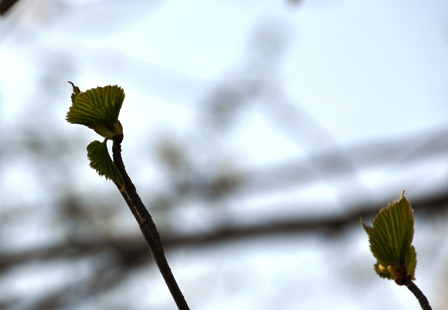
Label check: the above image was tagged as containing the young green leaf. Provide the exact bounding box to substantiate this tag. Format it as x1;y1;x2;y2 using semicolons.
66;82;124;139
361;191;417;284
87;140;125;191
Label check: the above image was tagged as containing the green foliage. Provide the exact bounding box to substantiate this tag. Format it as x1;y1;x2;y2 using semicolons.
66;82;125;190
361;191;417;283
87;140;125;191
66;82;124;139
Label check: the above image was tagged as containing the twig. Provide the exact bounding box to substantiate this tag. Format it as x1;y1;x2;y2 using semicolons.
112;137;190;310
403;277;432;310
0;0;19;16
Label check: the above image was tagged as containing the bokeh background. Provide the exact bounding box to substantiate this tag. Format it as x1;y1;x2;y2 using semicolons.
1;0;448;309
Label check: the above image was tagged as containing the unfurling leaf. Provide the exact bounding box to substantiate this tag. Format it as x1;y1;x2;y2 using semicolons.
87;140;125;191
361;191;417;284
66;82;124;139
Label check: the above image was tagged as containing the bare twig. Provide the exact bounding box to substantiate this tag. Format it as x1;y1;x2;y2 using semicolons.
0;0;19;16
403;277;432;310
112;137;190;310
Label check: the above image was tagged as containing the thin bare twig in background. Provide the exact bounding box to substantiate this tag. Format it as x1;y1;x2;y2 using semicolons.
0;0;19;16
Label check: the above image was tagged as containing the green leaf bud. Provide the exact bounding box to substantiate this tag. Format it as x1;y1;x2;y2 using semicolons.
361;191;417;283
87;140;125;191
66;82;125;140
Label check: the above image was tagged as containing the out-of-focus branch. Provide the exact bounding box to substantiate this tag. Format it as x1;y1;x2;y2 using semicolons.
2;190;447;272
0;0;19;16
1;190;445;309
1;123;446;275
169;126;448;198
163;190;448;247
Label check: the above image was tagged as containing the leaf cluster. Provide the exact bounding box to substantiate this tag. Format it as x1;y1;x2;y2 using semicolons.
66;82;125;190
361;191;417;283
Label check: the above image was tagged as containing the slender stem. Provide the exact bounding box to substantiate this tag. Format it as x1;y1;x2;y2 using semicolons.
403;278;432;310
112;139;190;310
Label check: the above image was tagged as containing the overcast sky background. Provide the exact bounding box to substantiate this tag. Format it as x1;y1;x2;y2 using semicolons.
1;0;448;309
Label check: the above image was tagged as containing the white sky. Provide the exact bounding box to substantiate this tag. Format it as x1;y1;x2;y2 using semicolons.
1;0;448;309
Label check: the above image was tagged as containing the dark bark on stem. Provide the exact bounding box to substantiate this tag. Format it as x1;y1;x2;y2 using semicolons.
403;278;432;310
112;139;190;310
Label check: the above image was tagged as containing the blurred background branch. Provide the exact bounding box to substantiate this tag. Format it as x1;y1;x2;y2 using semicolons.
0;0;19;16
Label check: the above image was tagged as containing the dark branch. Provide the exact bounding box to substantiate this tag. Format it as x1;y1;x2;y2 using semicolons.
403;278;432;310
0;0;19;16
2;189;447;271
112;138;190;310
